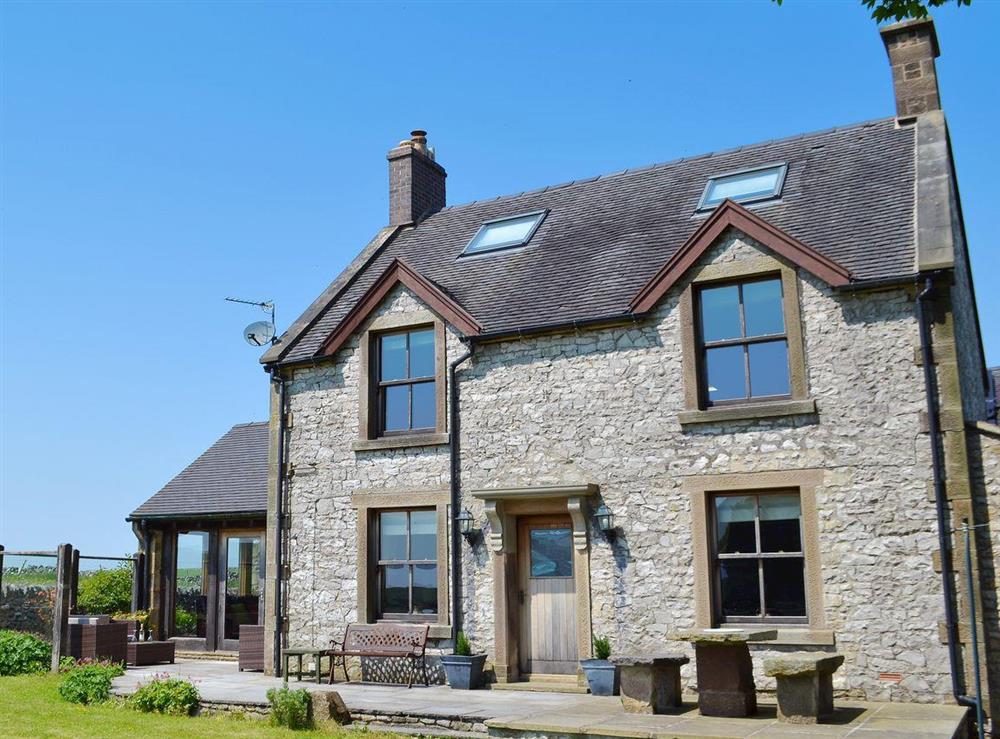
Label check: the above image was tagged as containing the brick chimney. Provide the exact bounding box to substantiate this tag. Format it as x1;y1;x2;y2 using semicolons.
880;18;941;118
387;130;446;225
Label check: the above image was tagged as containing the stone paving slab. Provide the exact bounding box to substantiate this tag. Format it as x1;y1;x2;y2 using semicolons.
112;660;969;739
486;699;969;738
111;659;587;722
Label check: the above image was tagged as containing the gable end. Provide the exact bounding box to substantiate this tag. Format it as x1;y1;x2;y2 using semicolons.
629;200;852;313
316;258;483;358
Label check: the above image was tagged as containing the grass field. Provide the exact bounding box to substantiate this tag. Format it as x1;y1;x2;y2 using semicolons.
0;673;407;738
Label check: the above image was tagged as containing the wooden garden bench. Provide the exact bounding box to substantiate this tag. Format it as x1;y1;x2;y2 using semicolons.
325;623;430;688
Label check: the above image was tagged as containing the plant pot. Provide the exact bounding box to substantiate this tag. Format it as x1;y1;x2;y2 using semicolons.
580;658;619;696
440;653;487;690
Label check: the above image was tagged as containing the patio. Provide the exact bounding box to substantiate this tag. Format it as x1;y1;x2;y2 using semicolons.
111;659;970;738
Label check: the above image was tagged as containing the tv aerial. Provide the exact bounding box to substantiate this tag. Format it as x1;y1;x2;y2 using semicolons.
226;297;278;346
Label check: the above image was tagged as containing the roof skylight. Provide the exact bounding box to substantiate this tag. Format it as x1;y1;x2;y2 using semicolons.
462;210;547;256
699;164;787;210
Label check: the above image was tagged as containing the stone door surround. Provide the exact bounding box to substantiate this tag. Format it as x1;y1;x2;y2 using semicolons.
471;484;597;684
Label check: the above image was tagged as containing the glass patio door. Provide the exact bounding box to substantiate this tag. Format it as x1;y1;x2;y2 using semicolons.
219;533;264;650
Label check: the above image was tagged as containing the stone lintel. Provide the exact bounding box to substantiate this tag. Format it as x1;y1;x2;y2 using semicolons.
472;484;598;553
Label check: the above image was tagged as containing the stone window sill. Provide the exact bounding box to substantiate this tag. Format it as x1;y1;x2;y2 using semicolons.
730;627;835;647
352;433;450;452
678;398;817;426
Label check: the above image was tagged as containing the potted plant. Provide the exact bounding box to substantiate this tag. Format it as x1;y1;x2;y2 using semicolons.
439;632;487;690
580;635;618;696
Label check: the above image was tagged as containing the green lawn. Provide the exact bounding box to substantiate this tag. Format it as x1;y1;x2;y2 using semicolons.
0;673;406;738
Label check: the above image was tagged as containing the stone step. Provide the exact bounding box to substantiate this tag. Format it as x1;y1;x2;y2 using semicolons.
175;650;238;662
490;679;589;695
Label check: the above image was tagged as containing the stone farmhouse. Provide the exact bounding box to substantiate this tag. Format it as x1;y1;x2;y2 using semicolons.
128;17;1000;723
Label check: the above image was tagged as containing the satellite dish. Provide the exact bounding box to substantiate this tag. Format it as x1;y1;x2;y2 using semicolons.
244;320;276;346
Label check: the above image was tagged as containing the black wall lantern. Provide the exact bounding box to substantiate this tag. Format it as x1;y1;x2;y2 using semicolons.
457;508;478;544
594;503;616;539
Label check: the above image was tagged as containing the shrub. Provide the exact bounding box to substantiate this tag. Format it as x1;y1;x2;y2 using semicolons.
266;686;312;730
0;630;51;676
128;676;200;715
57;662;124;704
174;608;197;634
454;631;472;657
593;635;612;661
76;565;133;615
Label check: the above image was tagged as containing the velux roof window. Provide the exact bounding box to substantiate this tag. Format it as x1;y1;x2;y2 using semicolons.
462;210;547;256
698;164;787;210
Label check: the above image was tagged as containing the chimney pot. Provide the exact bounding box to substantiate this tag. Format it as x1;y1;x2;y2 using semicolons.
880;17;942;118
387;130;446;225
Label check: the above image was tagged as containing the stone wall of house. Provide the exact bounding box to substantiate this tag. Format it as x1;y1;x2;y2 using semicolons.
456;231;950;703
970;424;1000;719
281;285;463;647
282;229;957;704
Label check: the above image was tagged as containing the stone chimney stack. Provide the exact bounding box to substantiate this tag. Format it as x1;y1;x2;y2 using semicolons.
880;18;942;118
387;129;447;226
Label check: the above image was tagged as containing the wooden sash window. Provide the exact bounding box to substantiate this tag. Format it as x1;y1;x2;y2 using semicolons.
374;509;437;621
373;327;436;437
696;276;791;406
711;490;807;624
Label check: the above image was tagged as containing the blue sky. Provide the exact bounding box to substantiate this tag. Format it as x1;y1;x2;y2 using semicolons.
1;1;997;556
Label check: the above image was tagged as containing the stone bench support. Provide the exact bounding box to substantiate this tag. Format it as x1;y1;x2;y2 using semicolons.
610;654;689;714
763;652;845;724
672;629;776;718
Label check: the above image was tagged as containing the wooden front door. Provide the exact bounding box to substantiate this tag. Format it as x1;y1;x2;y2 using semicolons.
517;516;578;675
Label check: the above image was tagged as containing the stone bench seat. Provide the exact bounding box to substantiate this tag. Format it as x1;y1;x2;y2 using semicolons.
610;654;689;713
763;652;844;724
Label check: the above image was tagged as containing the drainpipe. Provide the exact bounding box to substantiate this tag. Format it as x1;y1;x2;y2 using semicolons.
270;369;287;676
916;276;979;716
448;342;475;640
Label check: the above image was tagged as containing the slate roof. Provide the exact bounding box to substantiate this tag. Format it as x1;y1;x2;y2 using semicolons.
129;422;268;519
990;366;1000;422
270;117;917;366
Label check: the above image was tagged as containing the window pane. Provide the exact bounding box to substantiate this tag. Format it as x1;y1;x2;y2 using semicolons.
706;345;746;401
411;381;435;430
763;558;806;617
379;511;407;560
409;329;435;377
380;333;407;381
715;496;757;553
409;510;437;560
383;385;409;432
380;564;408;613
719;560;760;617
224;536;262;639
175;532;209;638
530;528;573;578
700;285;741;342
412;564;437;614
743;279;784;337
759;494;802;553
704;167;782;207
466;213;543;253
748;340;789;397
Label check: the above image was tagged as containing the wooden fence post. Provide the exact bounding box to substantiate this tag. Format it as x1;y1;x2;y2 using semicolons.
69;549;80;614
51;543;73;672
